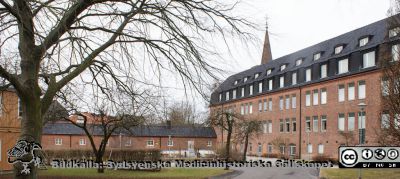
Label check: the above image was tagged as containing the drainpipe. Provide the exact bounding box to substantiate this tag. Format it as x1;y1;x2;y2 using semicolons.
298;87;302;159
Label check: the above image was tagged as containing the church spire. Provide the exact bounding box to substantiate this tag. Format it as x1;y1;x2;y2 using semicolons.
261;21;272;65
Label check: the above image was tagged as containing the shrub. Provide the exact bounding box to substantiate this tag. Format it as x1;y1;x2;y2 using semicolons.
44;149;161;164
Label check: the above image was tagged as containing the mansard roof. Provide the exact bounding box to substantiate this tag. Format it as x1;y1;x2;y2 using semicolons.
211;16;390;105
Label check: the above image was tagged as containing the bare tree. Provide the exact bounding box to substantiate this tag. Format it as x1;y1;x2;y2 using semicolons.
338;131;356;146
377;1;400;146
64;111;144;173
166;101;200;125
209;108;241;170
0;0;254;177
270;136;289;159
234;119;262;161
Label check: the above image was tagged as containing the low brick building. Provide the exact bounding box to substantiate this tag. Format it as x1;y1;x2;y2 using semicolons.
0;89;21;171
42;122;217;158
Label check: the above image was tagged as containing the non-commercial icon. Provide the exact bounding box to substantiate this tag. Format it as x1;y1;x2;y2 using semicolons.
387;149;399;160
374;148;386;160
341;149;358;166
361;149;373;160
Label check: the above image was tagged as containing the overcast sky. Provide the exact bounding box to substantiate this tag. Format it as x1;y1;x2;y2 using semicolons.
166;0;392;116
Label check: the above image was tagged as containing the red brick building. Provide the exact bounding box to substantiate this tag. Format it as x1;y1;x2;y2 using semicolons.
0;89;21;171
41;122;217;158
210;16;399;160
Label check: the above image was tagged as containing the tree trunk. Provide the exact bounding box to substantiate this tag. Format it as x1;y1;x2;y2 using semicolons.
224;125;232;170
14;96;43;179
242;134;249;162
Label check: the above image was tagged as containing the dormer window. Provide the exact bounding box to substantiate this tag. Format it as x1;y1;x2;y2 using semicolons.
219;93;222;102
334;45;343;54
313;52;321;61
243;77;248;83
254;73;260;79
295;59;303;66
359;37;369;47
226;91;230;101
266;69;272;75
389;27;400;38
280;64;286;71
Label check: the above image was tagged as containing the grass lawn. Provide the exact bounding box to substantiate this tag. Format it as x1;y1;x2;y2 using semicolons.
320;168;400;179
37;168;230;179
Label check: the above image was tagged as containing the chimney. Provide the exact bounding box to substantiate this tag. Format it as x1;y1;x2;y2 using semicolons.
261;22;272;65
166;120;171;129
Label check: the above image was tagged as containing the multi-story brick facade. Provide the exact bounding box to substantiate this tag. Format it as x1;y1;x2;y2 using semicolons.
42;122;217;158
210;16;399;160
0;89;21;171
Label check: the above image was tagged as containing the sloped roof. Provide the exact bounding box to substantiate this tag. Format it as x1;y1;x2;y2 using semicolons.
211;16;390;105
43;122;216;138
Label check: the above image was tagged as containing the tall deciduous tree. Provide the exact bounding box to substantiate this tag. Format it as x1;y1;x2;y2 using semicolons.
234;119;262;161
0;0;254;177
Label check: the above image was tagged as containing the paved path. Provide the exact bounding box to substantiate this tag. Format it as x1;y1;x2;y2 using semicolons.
232;166;319;179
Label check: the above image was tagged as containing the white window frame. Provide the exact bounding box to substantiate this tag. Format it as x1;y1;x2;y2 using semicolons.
348;83;355;101
232;89;237;99
268;99;272;111
259;82;263;93
313;116;318;132
55;138;62;145
381;113;390;129
241;87;245;97
338;59;348;74
314;53;321;61
306;69;312;82
207;141;212;147
268;79;273;91
285;96;290;110
147;140;154;147
359;37;369;47
321;88;327;104
307;144;313;154
296;59;302;66
320;64;327;79
280;76;284;88
348;113;355;131
291;95;296;109
338;85;345;102
244;77;248;82
382;79;389;96
267;69;272;75
249;85;253;96
263;122;268;134
338;114;345;131
280;64;286;71
126;139;132;146
363;51;375;68
226;91;230;101
268;120;272;133
249;103;253;114
318;144;324;154
255;73;259;79
392;44;400;61
321;116;327;132
292;72;297;85
389;27;400;38
219;93;222;102
167;139;173;146
358;81;366;99
279;97;283;110
334;46;343;54
358;112;366;129
79;138;86;146
313;90;319;106
305;91;311;106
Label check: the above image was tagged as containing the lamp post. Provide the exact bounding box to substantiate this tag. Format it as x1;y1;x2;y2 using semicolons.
358;102;367;179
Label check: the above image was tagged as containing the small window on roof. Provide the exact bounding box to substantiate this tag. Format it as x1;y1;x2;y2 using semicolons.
266;69;272;75
359;37;369;47
280;64;286;71
389;27;400;38
243;77;248;83
313;52;321;61
234;80;239;85
334;46;343;54
295;59;303;66
255;73;260;79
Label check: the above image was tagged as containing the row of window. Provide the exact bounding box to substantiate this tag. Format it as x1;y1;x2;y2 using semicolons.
305;88;327;106
54;138;213;147
246;142;326;155
220;50;375;102
233;36;375;87
278;95;297;110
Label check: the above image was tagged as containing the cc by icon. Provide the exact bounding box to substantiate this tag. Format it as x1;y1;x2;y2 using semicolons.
341;149;358;167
